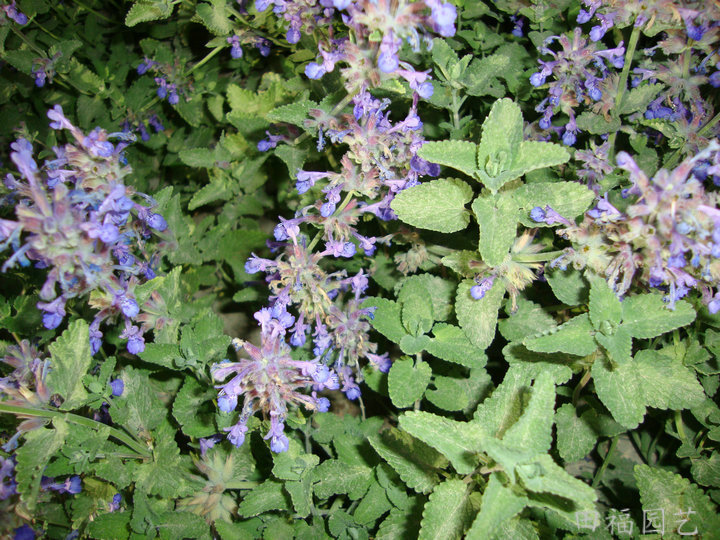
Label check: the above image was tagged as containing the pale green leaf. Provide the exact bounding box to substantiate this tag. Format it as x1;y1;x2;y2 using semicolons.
545;267;589;306
398;278;435;336
502;343;574;385
503;372;556;455
419;479;473;540
619;83;663;115
266;100;317;127
595;326;632;364
399;411;485;475
362;297;408;344
456;279;505;350
575;111;621;135
47;319;92;410
471;193;518;266
591;357;645;429
466;474;528;540
237;479;291;517
634;350;705;411
196;0;232;35
523;314;597;356
554;403;599;462
425;376;469;411
125;0;173;27
517;454;597;506
353;477;393;525
588;275;623;329
312;460;372;500
621;294;696;338
507;141;571;181
473;364;533;438
399;274;455;322
498;297;557;342
390;178;473;233
399;334;432;355
388;357;432;408
476;99;524;186
426;323;487;368
86;512;131;540
514;181;593;227
416;141;479;178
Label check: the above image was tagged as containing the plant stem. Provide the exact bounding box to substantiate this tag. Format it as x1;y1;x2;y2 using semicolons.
0;403;151;458
187;46;224;76
607;24;641;159
572;368;592;407
306;190;356;251
592;436;618;488
512;250;565;263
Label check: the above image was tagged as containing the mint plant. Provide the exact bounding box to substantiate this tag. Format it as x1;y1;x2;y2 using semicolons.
1;0;719;538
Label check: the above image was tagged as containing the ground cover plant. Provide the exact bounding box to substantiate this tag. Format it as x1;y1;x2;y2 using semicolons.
1;0;720;538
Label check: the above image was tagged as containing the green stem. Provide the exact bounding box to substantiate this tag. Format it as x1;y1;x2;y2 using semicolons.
675;410;687;442
225;480;260;490
306;190;356;252
187;46;224;76
572;368;592;407
592;436;618;488
450;89;462;132
0;403;151;458
607;24;641;159
512;250;565;263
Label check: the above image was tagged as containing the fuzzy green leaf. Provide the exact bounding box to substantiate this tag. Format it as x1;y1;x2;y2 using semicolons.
471;193;518;266
416;141;479;178
545;267;589;306
388;357;432;408
514;181;593;227
353;476;393;525
87;512;131;540
425;376;470;411
47;320;92;410
135;422;191;498
362;297;408;344
456;279;505;350
109;367;165;436
588;276;623;329
156;511;211;540
524;314;597;356
476;99;524;184
391;178;473;233
554;403;599;462
399;274;456;322
498;298;557;342
594;326;632;364
398;278;435;336
125;0;173;27
312;460;372;500
621;294;696;338
419;479;473;540
575;111;621;135
399;412;485;475
266;100;317;127
503;372;556;455
516;454;597;506
466;474;528;540
426;323;487;368
237;479;291;517
172;377;217;438
619;83;663;115
196;0;232;35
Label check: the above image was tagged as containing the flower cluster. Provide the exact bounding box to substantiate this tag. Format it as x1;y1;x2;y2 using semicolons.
539;140;720;310
303;0;456;98
136;57;191;105
211;306;337;453
226;32;270;59
1;106;170;354
121;114;164;142
530;27;625;145
0;1;27;25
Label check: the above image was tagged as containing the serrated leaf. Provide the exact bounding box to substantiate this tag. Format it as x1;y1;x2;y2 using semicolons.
498;297;557;342
546;267;589;306
353;476;393;525
368;428;447;494
284;478;313;518
196;0;232;36
426;323;487;368
635;464;720;536
362;297;408;344
109;367;165;436
377;506;423;540
388;357;432;408
312;460;372;500
514;181;593;227
588;276;623;329
502;343;574;385
135;422;191;498
476;99;524;186
178;148;218;168
391;178;473;233
188;173;239;210
399;412;485;475
462;54;511;97
266;100;317;127
554;403;599;462
87;512;131;540
237;479;291;517
456;279;505;350
416;141;479;178
466;474;528;540
125;0;173;26
503;372;556;455
575;111;621;135
473;364;532;437
621;294;696;338
591;357;645;429
633;350;705;411
619;83;663;115
15;420;69;512
504;141;570;183
47;320;92;410
472;193;518;266
399;274;455;322
425;376;469;411
516;454;597;506
524;314;597;356
399;334;432;354
172;377;216;437
138;343;180;369
419;479;473;540
594;326;632;364
272;439;319;481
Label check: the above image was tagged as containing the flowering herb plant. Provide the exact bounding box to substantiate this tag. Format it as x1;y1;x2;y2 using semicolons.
1;0;719;538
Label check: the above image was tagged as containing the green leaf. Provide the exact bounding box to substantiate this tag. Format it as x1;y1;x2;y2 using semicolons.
425;376;470;411
15;419;69;512
399;334;432;355
503;372;556;455
462;54;511;97
312;460;372;500
398;278;435;335
237;479;291;517
272;439;319;481
473;364;532;437
390;178;473;233
47;320;92;410
594;326;632;364
635;464;720;536
502;343;573;385
416;140;479;178
456;279;505;350
388;357;432;408
588;276;623;329
514;181;593;227
516;454;597;506
503;141;570;186
399;412;485;475
524;314;597;356
471;193;518;266
619;83;663;115
138;343;181;369
466;474;528;540
196;0;232;36
426;323;487;368
399;274;456;322
498;297;557;342
633;350;706;411
135;422;191;498
172;377;217;437
266;100;317;128
368;428;448;494
476;99;524;187
125;0;173;27
545;267;589;306
419;479;473;540
178;148;218;168
87;512;131;540
554;403;599;462
362;297;408;344
575;111;622;135
156;511;211;540
188;172;239;210
591;357;645;428
621;294;696;338
284;478;314;518
353;476;393;525
377;507;423;540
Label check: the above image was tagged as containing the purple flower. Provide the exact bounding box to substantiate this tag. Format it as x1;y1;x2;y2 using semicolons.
13;525;35;540
146;213;168;231
119;296;139;318
471;277;495;300
108;493;122;512
225;422;248;447
110;379;124;397
316;397;330;412
305;62;326;80
218;393;238;413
